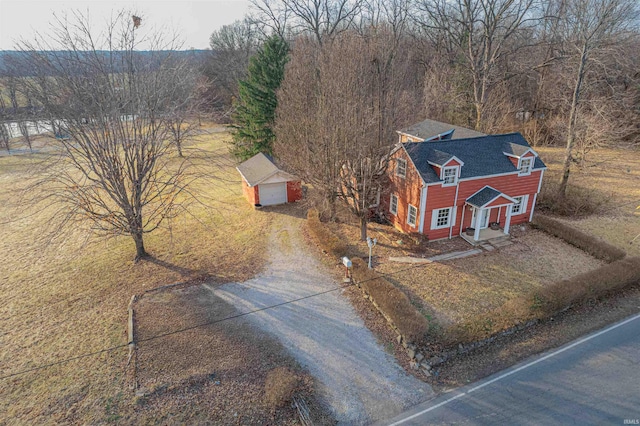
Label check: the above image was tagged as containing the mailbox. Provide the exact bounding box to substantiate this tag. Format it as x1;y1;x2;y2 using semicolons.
342;256;352;268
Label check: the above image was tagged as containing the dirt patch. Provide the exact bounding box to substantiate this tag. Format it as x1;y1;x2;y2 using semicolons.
133;284;329;425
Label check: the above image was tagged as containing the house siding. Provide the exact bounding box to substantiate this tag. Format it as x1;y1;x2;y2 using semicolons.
435;170;542;238
385;148;423;233
385;147;543;240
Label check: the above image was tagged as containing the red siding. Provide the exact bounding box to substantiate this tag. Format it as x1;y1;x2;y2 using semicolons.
385;149;423;233
444;158;461;167
286;181;302;202
423;170;542;240
486;195;514;208
242;180;259;205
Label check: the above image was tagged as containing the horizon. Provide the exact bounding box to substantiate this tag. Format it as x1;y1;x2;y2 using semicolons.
0;0;250;50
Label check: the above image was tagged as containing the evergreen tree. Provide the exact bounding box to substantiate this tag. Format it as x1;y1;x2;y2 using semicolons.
230;35;289;160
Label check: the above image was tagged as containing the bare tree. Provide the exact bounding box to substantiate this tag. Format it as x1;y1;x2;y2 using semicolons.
203;18;260;117
416;0;537;130
251;0;364;44
275;29;419;239
557;0;639;197
17;11;201;261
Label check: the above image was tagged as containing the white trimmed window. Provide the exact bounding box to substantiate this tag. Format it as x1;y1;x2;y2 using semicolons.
396;158;407;178
407;204;417;227
390;194;398;215
442;166;458;185
519;157;533;175
511;195;529;214
431;207;453;230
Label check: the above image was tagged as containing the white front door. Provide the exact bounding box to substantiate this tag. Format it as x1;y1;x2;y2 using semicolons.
472;208;490;229
258;182;287;206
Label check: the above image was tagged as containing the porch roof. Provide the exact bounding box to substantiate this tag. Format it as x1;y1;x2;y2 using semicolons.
466;186;516;209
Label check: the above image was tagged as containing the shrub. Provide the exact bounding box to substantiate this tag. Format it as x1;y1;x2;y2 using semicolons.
532;256;640;316
533;215;626;262
306;209;348;259
446;257;640;345
351;258;429;343
537;180;609;217
264;367;301;410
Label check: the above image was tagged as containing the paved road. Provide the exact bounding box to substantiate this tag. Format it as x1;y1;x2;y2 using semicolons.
214;212;433;425
383;313;640;425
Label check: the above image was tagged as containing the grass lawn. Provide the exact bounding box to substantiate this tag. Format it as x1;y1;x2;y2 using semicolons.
536;146;640;257
0;126;297;423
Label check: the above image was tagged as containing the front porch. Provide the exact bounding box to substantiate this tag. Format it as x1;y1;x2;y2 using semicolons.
460;227;510;246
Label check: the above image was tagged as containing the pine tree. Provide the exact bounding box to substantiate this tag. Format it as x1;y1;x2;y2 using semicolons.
230;35;289;160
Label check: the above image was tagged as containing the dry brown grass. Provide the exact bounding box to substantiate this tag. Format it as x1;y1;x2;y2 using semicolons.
264;367;302;410
373;227;604;331
133;285;306;424
536;146;640;256
532;215;626;262
0;126;276;423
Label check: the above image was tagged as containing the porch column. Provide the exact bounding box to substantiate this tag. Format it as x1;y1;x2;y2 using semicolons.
504;205;512;235
473;208;482;241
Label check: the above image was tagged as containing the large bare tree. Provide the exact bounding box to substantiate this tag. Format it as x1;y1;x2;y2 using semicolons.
250;0;364;44
275;29;419;239
557;0;639;197
17;11;202;261
416;0;537;131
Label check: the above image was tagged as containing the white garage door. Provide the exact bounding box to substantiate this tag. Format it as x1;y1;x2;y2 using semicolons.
258;182;287;206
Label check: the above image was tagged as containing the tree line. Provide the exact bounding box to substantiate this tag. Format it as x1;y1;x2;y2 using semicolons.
222;0;638;239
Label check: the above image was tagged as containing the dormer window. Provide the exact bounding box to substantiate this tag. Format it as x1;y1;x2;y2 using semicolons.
442;166;458;185
519;157;533;175
396;158;407;178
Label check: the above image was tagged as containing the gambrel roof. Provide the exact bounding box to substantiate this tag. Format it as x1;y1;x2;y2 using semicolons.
403;133;546;184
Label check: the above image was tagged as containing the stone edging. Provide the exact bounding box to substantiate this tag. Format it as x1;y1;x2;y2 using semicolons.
353;278;541;375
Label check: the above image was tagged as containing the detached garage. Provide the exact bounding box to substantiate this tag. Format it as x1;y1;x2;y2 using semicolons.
237;152;302;207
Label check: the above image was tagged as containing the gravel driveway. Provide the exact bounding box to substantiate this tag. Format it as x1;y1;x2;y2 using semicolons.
213;213;433;425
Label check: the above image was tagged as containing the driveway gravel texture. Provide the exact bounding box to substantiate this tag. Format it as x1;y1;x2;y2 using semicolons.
213;213;433;425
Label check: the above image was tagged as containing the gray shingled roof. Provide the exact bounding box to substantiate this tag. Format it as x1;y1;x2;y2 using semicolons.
403;133;546;184
236;152;279;186
503;142;532;157
400;118;486;141
467;186;505;208
427;149;456;166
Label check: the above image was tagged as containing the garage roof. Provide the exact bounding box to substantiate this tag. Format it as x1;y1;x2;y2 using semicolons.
237;152;296;187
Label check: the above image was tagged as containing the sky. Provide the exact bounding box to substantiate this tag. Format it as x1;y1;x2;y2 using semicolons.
0;0;251;50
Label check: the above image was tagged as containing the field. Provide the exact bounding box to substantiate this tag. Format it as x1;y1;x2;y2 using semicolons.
0;126;314;423
535;146;640;257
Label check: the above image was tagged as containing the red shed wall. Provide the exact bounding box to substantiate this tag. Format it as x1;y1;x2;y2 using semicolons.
242;180;260;205
286;181;302;202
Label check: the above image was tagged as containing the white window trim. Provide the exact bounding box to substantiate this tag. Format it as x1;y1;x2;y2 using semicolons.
518;157;533;176
431;207;453;230
390;194;398;215
511;195;529;215
396;158;407;178
407;204;417;227
441;166;459;186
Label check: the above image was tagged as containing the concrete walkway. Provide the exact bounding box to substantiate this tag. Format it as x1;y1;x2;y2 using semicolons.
213;214;433;425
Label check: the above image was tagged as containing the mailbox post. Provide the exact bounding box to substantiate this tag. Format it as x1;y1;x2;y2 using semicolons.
366;237;377;269
342;257;352;282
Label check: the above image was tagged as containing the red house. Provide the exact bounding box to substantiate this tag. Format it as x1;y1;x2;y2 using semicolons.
385;119;546;244
237;152;302;207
